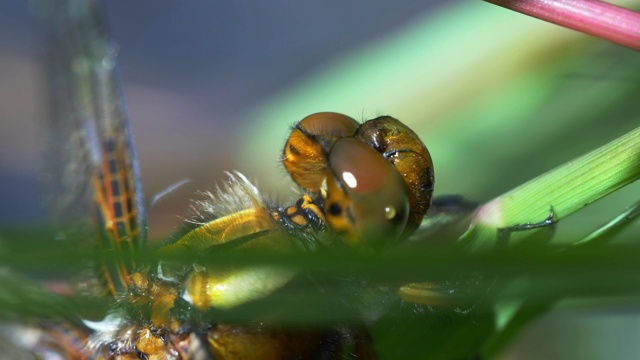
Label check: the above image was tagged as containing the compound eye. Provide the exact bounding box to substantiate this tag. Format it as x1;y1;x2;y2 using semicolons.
324;138;410;249
355;116;434;238
298;112;360;140
282;112;358;192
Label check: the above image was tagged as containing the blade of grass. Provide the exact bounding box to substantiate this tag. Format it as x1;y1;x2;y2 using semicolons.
482;200;640;357
463;126;640;250
573;200;640;246
483;297;555;358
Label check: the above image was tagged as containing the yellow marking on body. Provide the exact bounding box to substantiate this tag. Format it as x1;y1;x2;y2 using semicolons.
300;199;325;222
291;214;307;226
150;282;178;328
137;327;165;355
187;265;210;311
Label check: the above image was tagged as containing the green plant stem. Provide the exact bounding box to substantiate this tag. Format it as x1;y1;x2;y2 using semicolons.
573;200;640;247
462;126;640;250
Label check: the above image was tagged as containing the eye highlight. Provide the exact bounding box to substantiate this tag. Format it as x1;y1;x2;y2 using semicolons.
341;171;358;188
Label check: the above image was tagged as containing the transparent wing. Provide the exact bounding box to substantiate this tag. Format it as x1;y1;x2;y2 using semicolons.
44;0;146;297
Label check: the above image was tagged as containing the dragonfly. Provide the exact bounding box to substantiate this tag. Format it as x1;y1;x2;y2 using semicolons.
1;1;486;359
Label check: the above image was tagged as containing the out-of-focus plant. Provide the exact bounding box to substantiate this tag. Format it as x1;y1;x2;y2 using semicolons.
485;0;640;50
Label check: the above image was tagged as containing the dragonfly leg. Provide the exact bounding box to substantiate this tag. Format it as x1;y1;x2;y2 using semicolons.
496;206;557;246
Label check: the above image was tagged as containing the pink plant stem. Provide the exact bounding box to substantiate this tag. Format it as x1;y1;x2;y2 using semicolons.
485;0;640;50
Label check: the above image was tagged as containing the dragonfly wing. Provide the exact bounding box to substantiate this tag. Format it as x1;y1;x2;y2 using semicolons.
44;0;146;297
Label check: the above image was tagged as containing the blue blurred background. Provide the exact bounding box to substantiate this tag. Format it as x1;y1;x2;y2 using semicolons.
1;1;639;358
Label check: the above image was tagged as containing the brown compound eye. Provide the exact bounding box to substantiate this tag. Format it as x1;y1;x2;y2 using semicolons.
324;138;410;249
355;116;434;239
282;112;359;192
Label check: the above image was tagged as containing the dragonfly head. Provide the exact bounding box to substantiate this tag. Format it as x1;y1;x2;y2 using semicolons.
283;112;434;249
